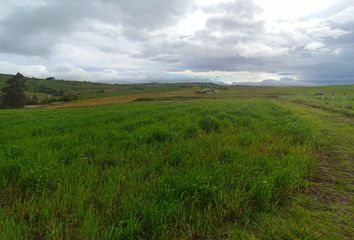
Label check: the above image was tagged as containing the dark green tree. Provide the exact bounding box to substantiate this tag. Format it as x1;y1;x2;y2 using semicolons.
31;95;39;105
1;73;27;108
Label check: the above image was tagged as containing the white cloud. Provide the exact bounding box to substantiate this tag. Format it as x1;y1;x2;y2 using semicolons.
0;61;48;77
328;6;354;24
234;42;289;58
304;42;325;51
255;0;338;20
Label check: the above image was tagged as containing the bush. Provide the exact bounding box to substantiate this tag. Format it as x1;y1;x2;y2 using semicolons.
27;95;40;105
62;94;79;102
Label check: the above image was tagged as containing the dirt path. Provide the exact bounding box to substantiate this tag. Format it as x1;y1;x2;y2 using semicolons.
279;102;354;239
48;89;197;109
241;101;353;239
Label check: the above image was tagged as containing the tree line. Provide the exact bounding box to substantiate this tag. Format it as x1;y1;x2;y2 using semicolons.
0;73;79;109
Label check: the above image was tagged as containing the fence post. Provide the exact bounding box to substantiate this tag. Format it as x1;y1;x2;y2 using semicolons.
343;93;347;110
322;95;325;108
331;93;335;109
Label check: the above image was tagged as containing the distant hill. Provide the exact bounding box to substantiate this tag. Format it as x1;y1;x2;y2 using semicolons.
232;78;315;86
0;73;210;104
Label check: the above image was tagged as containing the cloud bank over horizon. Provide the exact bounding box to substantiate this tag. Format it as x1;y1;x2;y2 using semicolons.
0;0;353;85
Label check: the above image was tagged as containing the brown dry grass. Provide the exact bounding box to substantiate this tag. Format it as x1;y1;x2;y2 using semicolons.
49;89;197;108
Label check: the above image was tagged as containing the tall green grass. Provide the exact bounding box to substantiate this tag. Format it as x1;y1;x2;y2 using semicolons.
0;100;315;239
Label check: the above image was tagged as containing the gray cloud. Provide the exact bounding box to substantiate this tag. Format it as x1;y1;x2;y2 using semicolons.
0;0;190;56
0;0;353;84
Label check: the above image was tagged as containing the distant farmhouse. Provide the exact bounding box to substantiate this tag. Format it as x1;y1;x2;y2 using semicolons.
197;88;218;94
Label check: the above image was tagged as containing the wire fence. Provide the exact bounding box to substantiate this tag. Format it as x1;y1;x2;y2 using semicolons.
293;92;354;114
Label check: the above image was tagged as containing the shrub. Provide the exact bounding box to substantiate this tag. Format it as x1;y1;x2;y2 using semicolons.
62;94;79;102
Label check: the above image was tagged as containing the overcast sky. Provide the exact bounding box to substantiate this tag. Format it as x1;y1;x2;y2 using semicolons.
0;0;353;84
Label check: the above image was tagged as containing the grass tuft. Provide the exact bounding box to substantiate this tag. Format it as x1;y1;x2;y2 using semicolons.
198;117;221;133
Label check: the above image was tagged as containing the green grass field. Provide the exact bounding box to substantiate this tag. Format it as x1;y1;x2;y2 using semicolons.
0;78;353;239
0;99;316;239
